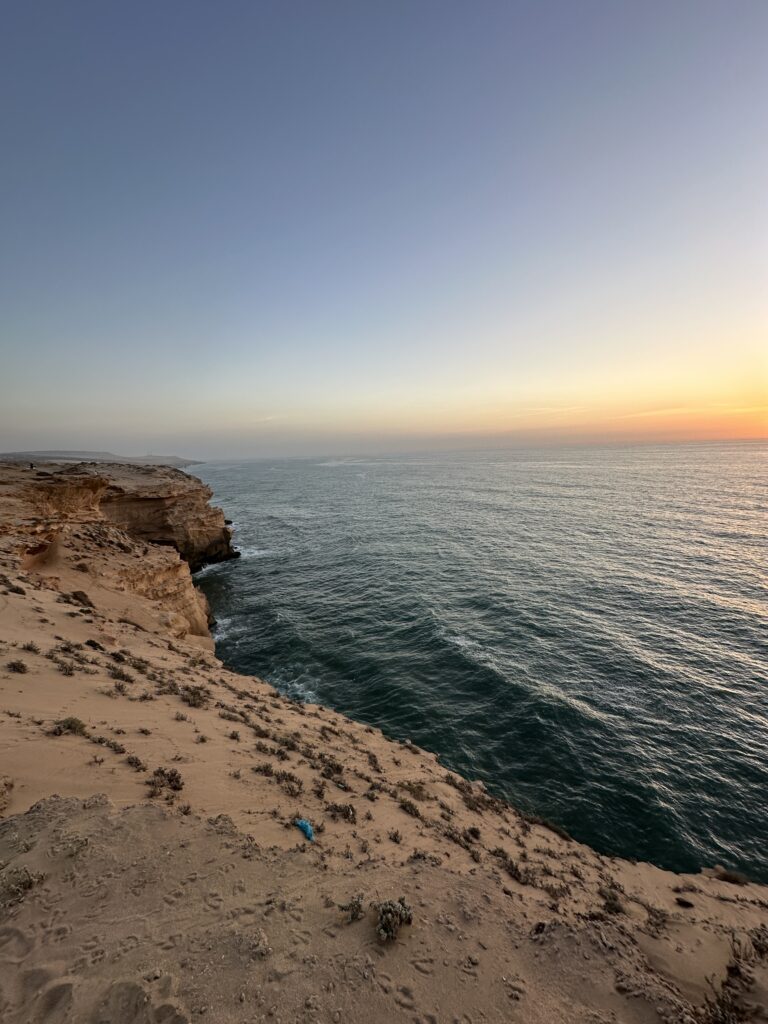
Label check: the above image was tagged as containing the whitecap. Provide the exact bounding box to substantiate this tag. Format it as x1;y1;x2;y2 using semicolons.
268;670;320;704
238;546;274;560
211;615;235;640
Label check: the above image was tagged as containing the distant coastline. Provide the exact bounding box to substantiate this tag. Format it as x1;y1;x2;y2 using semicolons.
0;449;201;468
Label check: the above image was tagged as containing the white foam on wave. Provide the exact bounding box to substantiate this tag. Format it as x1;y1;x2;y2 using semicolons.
194;561;226;579
269;671;320;705
211;615;236;640
238;546;274;560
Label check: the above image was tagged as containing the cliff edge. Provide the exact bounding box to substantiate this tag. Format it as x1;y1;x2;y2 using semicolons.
0;462;766;1024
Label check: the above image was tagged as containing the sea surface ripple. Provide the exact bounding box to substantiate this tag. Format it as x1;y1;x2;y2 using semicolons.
195;443;767;879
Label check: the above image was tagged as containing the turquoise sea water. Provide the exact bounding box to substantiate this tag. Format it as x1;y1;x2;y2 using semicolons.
194;443;767;879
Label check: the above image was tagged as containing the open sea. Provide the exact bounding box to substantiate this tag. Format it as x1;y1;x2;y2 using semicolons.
194;443;767;880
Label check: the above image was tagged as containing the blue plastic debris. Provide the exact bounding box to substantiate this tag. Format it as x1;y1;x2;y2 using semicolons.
294;818;314;842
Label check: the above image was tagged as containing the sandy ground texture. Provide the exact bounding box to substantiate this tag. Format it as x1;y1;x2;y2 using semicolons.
0;460;767;1024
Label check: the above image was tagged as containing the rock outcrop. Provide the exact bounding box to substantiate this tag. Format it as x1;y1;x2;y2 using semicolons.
21;462;238;572
0;460;237;640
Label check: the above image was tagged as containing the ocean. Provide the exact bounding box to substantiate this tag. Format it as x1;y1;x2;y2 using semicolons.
194;443;767;880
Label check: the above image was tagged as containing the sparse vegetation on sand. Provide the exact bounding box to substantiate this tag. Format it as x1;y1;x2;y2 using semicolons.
371;897;413;942
146;766;184;796
338;893;365;922
49;716;88;736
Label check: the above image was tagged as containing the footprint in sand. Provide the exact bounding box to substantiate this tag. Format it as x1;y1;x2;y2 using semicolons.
153;1006;188;1024
20;967;55;1000
227;904;258;920
411;957;435;975
394;984;416;1011
115;934;140;958
47;924;72;945
38;981;74;1024
0;926;34;962
376;972;393;995
203;891;223;911
503;975;526;1001
89;980;188;1024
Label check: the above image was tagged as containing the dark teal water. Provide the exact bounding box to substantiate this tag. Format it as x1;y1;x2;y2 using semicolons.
194;444;767;879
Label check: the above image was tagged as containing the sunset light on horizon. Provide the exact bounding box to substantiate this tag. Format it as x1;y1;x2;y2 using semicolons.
1;0;766;458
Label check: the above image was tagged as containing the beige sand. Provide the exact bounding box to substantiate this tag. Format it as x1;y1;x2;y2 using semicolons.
1;461;766;1024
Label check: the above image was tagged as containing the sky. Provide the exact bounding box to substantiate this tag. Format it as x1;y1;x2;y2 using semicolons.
1;0;766;458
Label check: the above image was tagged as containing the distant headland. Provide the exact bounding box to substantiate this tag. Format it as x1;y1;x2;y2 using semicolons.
0;449;201;468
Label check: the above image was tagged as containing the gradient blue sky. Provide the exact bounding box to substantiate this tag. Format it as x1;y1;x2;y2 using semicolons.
1;0;766;457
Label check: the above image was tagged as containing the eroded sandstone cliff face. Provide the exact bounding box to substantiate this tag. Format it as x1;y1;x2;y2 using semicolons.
0;461;237;640
33;462;238;571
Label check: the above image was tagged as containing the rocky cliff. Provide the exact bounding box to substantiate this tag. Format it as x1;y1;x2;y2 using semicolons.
21;461;238;572
0;460;237;639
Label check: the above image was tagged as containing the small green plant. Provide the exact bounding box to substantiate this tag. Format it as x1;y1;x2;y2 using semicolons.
50;716;87;736
398;798;420;818
491;847;535;885
180;685;208;709
398;779;428;801
0;866;43;909
7;660;28;674
325;802;356;823
109;665;134;684
146;766;184;796
275;770;303;797
371;897;412;942
339;893;365;922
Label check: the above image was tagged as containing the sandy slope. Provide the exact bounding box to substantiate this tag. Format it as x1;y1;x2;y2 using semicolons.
0;461;766;1024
